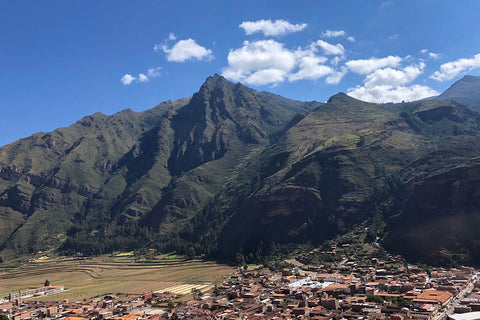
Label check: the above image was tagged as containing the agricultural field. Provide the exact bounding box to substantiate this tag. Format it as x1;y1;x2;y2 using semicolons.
0;253;234;301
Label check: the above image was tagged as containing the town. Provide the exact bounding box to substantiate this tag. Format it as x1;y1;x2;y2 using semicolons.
2;240;480;320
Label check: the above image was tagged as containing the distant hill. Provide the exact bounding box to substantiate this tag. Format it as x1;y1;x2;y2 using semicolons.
434;75;480;110
3;75;480;266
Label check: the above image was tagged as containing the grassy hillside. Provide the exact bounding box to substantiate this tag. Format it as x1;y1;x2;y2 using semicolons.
2;75;480;266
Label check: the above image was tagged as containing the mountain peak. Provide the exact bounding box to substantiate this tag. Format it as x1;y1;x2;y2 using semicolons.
200;74;234;91
460;75;480;82
436;74;480;110
327;92;362;104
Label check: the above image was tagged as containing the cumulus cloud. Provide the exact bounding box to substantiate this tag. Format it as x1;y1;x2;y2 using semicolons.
326;67;348;85
222;40;296;84
246;69;287;85
364;63;425;87
222;39;344;86
121;74;136;86
162;38;213;62
289;56;333;81
120;67;162;85
239;19;307;37
168;32;176;41
431;53;480;81
316;40;345;56
220;35;437;94
346;56;402;74
348;85;438;103
347;62;438;103
138;73;149;82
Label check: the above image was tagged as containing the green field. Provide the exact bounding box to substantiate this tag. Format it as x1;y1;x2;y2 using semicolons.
0;254;234;301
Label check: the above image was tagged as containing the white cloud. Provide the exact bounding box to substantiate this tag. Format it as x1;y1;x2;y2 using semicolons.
420;49;439;59
346;56;402;74
348;85;438;103
154;33;177;51
326;67;348;85
246;69;287;85
322;30;346;38
316;40;345;56
331;56;344;66
147;67;161;78
163;38;213;62
222;39;344;86
321;30;355;42
121;74;136;86
138;73;149;82
120;66;162;85
289;56;333;81
222;40;296;84
431;53;480;81
239;19;307;37
364;63;425;87
347;62;437;103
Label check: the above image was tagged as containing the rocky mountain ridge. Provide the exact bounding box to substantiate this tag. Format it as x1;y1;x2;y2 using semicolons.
1;74;480;266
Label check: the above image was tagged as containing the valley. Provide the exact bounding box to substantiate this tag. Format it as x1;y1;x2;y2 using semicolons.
0;253;233;301
1;236;480;320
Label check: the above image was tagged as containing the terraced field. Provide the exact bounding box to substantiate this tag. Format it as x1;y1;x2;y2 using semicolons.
0;254;234;301
158;283;212;295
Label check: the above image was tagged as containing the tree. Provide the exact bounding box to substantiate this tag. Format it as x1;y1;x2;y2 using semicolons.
186;247;196;259
167;301;175;309
366;294;384;304
191;288;203;300
0;314;9;320
213;284;220;296
235;252;246;266
44;279;50;287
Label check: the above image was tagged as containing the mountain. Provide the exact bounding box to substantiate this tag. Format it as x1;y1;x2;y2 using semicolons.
2;75;480;266
216;95;480;265
0;75;317;258
433;75;480;110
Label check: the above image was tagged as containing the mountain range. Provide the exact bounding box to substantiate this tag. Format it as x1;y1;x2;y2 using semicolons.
1;74;480;266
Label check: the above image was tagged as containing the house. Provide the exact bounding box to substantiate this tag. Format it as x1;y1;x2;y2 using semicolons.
413;289;453;308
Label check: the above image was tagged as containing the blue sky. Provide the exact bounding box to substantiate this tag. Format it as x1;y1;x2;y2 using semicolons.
1;0;480;147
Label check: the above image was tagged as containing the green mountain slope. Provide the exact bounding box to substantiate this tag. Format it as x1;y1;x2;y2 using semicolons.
2;75;480;266
0;75;317;257
0;98;189;255
214;96;480;263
